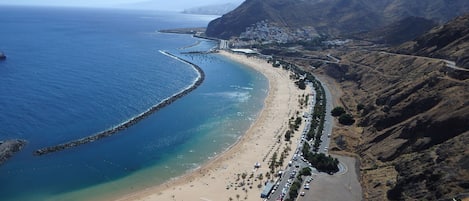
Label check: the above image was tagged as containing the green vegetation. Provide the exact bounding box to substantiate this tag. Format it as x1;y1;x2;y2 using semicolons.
295;79;307;90
357;104;365;111
289;180;302;198
284;130;292;141
269;152;277;174
289;116;302;131
302;148;339;174
331;106;355;125
331;106;346;117
266;58;339;174
339;113;355;125
299;167;312;176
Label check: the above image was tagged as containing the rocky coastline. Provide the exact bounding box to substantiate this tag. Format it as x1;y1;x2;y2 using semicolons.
34;51;205;156
0;139;27;165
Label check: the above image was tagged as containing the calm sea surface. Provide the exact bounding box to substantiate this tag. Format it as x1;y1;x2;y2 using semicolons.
0;7;268;200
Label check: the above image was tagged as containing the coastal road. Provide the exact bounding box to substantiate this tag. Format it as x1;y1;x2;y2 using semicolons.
267;80;334;201
315;77;334;154
327;54;341;63
378;51;469;72
267;84;316;201
294;77;362;201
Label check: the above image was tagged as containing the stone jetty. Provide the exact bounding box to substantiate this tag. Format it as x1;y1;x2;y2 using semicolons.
0;139;27;165
34;51;205;156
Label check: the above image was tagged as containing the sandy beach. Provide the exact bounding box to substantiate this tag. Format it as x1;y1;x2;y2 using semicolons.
117;50;309;201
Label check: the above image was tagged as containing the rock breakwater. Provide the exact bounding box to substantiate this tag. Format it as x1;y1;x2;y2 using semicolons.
0;139;27;165
34;51;205;156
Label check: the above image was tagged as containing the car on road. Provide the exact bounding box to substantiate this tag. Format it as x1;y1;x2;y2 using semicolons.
300;191;305;196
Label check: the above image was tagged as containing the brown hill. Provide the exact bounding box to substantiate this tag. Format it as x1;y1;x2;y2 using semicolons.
206;0;383;39
361;16;437;45
317;14;469;201
323;50;469;200
397;14;469;69
206;0;469;39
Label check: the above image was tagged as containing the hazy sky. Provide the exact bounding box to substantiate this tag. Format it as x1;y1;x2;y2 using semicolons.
0;0;243;10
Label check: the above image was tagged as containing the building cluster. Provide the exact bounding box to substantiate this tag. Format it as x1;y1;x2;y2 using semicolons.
239;20;319;44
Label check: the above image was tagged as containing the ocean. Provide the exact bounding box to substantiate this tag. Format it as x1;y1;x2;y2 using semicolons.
0;6;268;201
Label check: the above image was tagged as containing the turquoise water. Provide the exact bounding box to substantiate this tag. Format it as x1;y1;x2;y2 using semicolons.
0;7;268;200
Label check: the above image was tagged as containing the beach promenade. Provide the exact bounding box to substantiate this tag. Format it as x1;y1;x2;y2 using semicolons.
117;50;308;201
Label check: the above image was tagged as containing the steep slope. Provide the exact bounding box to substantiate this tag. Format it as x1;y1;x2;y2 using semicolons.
362;16;437;45
319;15;469;200
206;0;381;39
325;50;469;200
398;14;469;69
206;0;469;39
382;0;469;23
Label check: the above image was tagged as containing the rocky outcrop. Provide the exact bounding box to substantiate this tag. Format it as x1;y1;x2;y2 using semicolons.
0;139;27;165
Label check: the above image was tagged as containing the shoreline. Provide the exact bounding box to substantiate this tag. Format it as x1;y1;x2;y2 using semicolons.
116;50;307;201
34;51;205;156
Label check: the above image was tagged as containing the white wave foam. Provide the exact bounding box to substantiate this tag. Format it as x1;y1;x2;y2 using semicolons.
230;85;254;91
205;91;251;103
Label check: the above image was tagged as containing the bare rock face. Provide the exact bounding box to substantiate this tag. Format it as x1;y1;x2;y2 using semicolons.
0;139;27;165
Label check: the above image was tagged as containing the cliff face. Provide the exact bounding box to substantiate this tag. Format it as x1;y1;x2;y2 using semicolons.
206;0;469;39
320;15;469;200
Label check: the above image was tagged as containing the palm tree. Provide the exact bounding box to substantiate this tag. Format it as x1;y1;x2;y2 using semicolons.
266;172;271;180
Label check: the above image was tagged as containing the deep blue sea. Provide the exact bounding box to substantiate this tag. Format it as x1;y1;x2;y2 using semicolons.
0;6;268;201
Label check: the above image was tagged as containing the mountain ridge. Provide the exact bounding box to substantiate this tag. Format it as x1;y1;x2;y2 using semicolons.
206;0;469;40
317;14;469;200
397;14;469;69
